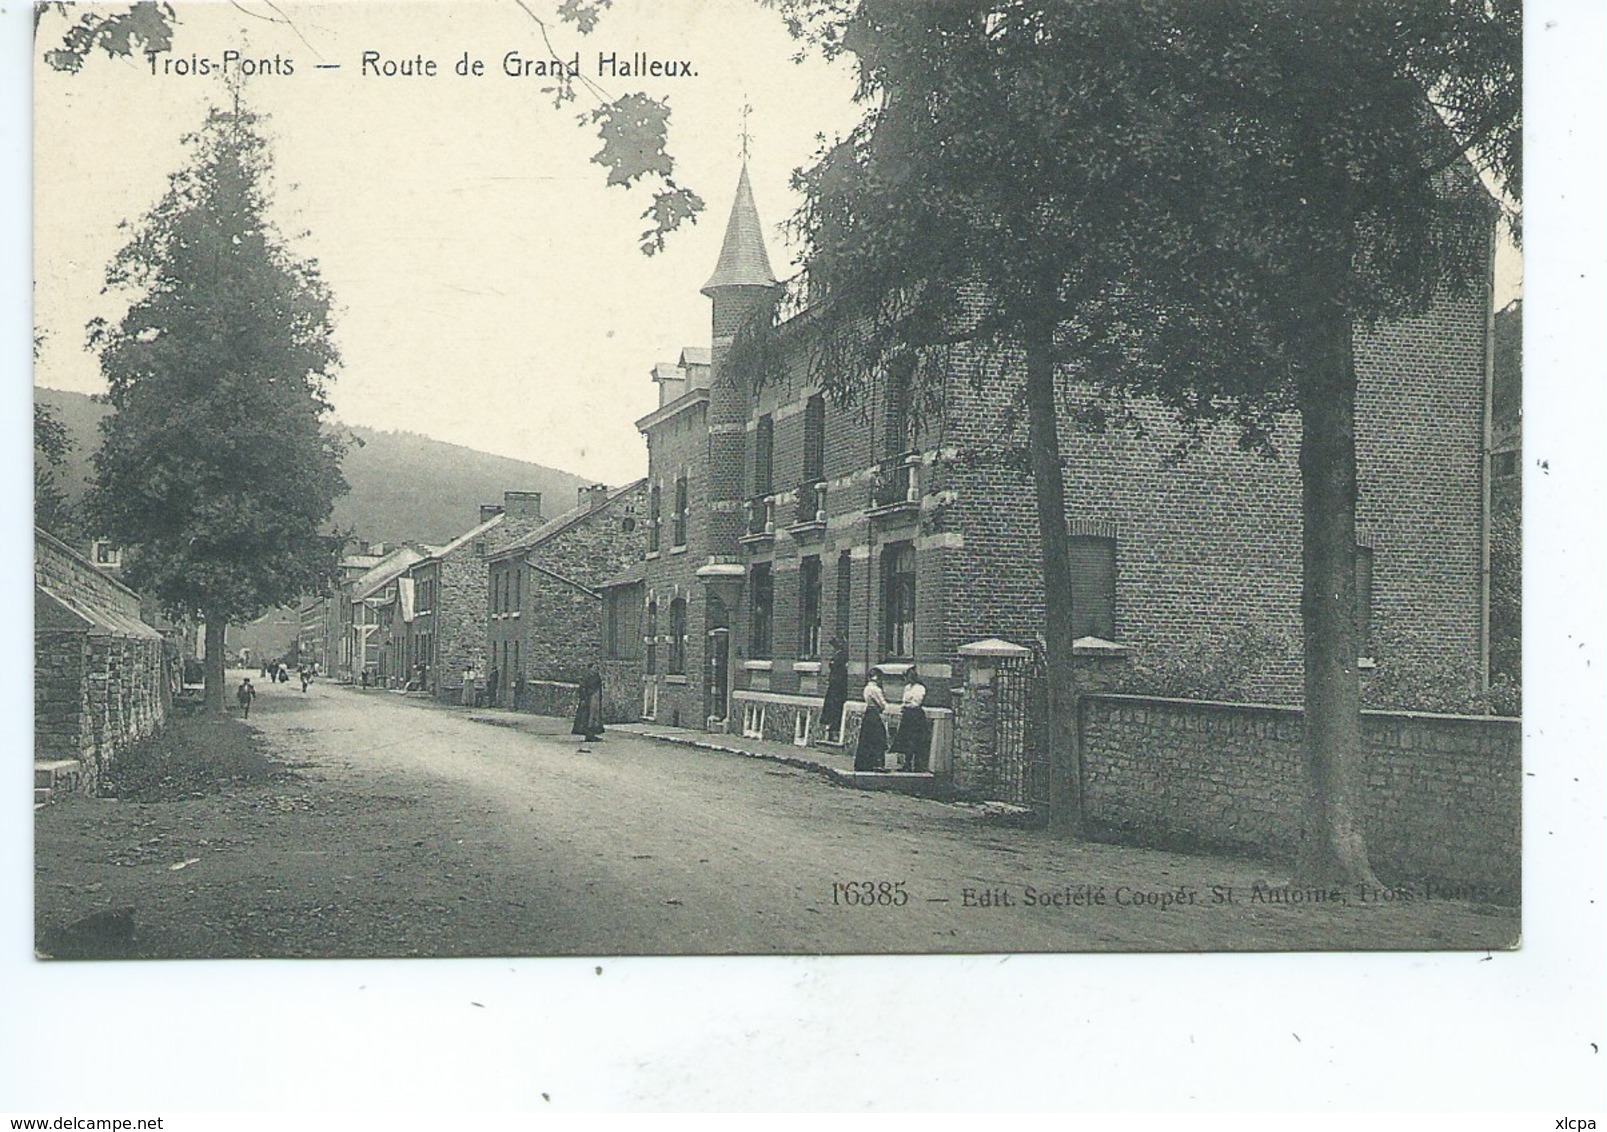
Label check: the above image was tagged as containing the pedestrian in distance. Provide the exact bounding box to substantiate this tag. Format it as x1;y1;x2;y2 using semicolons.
461;666;478;708
854;669;889;772
236;677;256;719
486;664;500;709
300;666;313;693
821;636;849;743
890;666;931;772
572;664;605;743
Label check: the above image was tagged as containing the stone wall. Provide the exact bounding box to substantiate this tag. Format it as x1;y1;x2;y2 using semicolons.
1079;694;1520;900
34;529;169;791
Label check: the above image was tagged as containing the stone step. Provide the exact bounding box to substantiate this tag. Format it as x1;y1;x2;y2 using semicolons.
35;758;84;797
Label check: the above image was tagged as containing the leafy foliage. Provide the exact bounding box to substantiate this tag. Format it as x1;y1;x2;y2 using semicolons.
37;0;175;73
87;103;348;628
769;1;1519;864
34;402;81;540
1111;623;1302;705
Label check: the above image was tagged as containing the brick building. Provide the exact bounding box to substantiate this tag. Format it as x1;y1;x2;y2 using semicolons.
634;344;717;729
407;491;547;701
486;481;648;711
633;162;1498;750
35;527;171;792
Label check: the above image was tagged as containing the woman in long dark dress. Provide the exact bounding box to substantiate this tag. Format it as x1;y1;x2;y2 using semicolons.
572;665;605;742
889;667;931;772
853;670;889;771
821;638;849;742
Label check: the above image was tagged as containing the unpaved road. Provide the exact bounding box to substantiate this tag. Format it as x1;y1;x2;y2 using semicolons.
36;674;1519;957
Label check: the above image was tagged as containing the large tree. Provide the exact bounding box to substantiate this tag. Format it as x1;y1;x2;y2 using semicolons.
88;101;348;713
770;1;1518;878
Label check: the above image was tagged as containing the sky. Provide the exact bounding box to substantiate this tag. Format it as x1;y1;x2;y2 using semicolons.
29;0;1524;490
32;0;866;486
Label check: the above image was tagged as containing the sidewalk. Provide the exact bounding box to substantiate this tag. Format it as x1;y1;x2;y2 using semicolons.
445;699;946;798
342;683;950;799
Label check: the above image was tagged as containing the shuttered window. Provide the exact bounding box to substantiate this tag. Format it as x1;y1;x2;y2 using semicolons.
1068;536;1116;641
754;414;774;496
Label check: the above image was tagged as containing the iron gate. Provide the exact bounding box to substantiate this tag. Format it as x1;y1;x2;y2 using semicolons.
992;644;1050;808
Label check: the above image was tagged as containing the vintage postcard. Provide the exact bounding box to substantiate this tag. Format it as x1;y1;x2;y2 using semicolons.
14;0;1600;1115
29;0;1524;958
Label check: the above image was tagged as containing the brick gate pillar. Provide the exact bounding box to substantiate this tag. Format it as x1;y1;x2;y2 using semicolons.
953;638;1031;797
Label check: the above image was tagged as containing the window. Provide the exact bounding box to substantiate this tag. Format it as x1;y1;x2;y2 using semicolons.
669;598;688;674
836;550;853;642
1068;535;1116;640
881;542;916;658
649;484;662;552
750;563;774;659
91;540;121;567
673;475;688;547
1355;545;1375;658
754;414;774;496
883;364;913;458
512;567;521;611
799;556;823;658
645;600;658;674
803;394;825;485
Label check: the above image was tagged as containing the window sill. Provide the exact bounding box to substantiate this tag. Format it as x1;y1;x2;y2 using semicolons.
665;674;689;685
1357;656;1377;670
744;659;774;671
793;661;822;675
669;545;688;556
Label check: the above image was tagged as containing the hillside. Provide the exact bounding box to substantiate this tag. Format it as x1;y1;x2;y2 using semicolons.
33;387;597;546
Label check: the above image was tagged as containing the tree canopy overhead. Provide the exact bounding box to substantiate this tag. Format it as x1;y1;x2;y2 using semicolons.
768;0;1519;876
88;99;349;709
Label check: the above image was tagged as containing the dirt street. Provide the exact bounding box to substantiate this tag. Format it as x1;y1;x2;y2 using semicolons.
35;674;1520;957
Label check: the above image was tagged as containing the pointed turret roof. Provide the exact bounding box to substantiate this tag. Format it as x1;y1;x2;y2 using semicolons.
701;163;777;296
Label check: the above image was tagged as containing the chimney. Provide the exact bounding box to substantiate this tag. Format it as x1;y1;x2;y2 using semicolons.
480;503;505;525
503;491;543;522
580;483;610;512
356;539;371;555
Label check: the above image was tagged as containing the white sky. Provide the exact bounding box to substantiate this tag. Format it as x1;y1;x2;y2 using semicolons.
31;0;1522;490
32;0;866;485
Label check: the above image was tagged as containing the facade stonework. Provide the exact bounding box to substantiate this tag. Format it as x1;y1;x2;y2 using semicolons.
35;528;170;791
486;482;648;709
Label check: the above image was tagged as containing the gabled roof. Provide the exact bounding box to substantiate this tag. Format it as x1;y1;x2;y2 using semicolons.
350;545;427;601
417;511;505;565
679;346;711;367
490;478;647;561
701;163;778;295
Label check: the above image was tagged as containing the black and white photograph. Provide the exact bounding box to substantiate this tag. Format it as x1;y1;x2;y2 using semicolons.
8;0;1604;1117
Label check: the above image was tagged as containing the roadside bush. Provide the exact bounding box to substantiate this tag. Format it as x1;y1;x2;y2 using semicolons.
1109;621;1301;703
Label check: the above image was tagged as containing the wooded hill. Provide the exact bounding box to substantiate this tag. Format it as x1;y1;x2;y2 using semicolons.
35;386;595;547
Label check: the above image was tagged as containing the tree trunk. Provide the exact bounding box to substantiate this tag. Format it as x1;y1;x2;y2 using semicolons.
1024;321;1083;837
1296;313;1380;887
204;616;228;715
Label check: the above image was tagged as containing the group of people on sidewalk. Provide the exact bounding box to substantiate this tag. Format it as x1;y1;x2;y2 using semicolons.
819;637;931;774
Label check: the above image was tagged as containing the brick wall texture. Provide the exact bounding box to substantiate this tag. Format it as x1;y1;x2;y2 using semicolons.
1079;694;1519;898
693;266;1490;719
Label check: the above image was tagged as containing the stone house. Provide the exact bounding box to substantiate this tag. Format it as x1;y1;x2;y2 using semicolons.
344;544;428;683
485;481;648;712
629;161;1499;763
35;527;170;793
407;491;547;702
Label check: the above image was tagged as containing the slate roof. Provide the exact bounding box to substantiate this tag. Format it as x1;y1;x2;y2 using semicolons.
701;163;778;295
490;479;647;561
